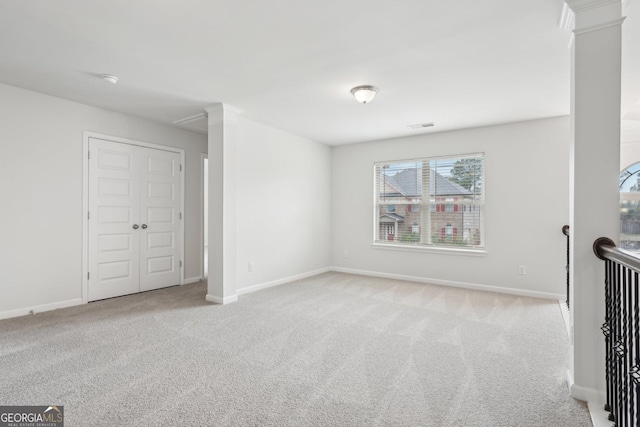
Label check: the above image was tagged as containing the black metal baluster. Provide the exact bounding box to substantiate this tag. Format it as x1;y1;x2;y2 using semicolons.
613;263;621;424
620;265;626;425
563;225;570;308
609;260;616;422
621;267;629;426
617;265;625;426
630;271;638;426
632;270;636;427
605;259;613;416
592;238;640;427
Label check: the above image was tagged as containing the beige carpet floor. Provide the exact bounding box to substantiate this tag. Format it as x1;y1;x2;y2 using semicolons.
0;272;591;426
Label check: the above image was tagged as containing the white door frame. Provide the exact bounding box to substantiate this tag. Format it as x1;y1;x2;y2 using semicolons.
82;131;186;304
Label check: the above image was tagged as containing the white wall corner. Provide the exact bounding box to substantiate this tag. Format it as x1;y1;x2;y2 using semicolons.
205;294;238;305
205;103;243;126
330;267;565;300
237;267;331;296
566;368;605;402
184;276;202;285
566;370;610;427
569;381;606;405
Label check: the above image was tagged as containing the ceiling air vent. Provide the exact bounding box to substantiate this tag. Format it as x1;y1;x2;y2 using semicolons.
407;122;435;130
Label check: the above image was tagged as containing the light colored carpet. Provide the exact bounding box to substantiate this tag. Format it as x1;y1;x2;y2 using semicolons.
0;272;591;426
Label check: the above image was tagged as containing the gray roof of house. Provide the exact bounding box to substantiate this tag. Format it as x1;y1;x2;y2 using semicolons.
384;168;470;197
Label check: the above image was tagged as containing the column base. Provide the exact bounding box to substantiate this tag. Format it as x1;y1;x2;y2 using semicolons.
205;294;238;304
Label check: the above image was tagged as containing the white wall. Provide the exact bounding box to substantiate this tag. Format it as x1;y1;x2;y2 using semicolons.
331;116;570;298
0;83;207;317
234;117;331;292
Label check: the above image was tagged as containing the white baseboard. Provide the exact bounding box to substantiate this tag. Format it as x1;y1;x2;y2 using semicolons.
559;301;571;340
329;267;565;301
184;276;202;285
571;384;606;404
0;298;83;321
205;294;238;305
566;369;606;403
237;267;331;296
588;400;612;427
567;373;610;427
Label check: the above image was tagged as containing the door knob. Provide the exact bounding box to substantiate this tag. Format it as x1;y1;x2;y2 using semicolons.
141;224;148;229
132;224;139;230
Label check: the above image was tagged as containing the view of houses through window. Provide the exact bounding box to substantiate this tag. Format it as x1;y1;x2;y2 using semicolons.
374;154;484;249
620;162;640;252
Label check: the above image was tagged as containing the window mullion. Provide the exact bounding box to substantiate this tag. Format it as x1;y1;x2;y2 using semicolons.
421;160;431;245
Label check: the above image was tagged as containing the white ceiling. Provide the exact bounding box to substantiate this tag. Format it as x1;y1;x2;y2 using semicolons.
0;0;638;145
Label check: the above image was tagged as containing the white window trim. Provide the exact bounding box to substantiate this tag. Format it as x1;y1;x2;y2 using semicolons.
371;242;487;256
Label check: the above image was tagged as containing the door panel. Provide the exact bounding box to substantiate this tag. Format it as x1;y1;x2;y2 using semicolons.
98;260;133;281
88;139;140;301
98;234;131;252
139;148;181;292
147;232;173;249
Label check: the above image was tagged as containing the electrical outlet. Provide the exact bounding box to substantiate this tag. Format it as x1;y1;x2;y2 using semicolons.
518;265;526;276
248;262;254;272
343;250;349;258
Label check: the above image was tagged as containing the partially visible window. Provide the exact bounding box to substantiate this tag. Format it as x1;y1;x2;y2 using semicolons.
374;154;484;250
620;162;640;252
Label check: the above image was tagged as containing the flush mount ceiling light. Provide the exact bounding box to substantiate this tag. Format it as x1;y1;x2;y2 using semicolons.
351;85;378;104
100;74;119;84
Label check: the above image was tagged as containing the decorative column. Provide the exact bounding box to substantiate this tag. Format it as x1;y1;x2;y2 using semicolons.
566;0;624;402
205;103;240;304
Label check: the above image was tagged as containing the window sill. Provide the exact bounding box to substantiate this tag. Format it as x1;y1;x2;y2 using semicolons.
371;242;487;257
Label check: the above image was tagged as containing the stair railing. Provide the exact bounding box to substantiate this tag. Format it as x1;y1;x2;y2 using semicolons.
593;237;640;426
563;225;570;309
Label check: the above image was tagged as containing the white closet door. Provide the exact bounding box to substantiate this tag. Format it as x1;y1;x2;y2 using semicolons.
88;138;140;301
88;138;181;301
139;148;181;292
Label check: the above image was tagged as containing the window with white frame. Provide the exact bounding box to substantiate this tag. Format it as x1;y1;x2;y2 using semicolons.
374;154;484;250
